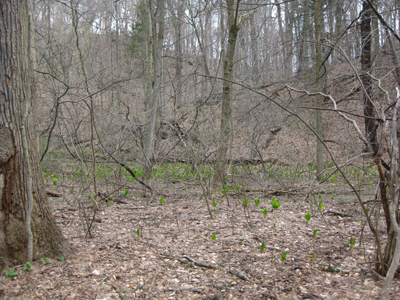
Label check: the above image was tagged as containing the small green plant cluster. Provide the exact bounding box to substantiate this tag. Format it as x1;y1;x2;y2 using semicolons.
241;198;250;207
23;262;32;273
3;268;17;280
267;252;288;263
222;185;230;195
40;257;50;265
262;162;376;186
96;166;115;180
3;258;58;279
270;197;281;210
43;171;61;185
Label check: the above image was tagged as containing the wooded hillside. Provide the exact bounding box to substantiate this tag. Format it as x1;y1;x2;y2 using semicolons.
2;0;400;299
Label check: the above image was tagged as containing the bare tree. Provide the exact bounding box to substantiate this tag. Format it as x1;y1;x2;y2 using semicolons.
213;0;254;190
361;1;378;155
172;0;185;113
144;0;166;166
314;0;324;181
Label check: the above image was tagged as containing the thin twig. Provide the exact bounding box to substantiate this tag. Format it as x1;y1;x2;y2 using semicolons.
160;253;249;281
112;285;126;300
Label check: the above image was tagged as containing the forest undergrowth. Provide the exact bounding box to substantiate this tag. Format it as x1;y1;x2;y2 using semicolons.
1;159;398;299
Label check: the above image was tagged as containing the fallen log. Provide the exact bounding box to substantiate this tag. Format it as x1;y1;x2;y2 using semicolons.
46;190;62;197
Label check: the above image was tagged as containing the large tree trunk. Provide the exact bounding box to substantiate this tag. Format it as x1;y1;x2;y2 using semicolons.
0;0;70;268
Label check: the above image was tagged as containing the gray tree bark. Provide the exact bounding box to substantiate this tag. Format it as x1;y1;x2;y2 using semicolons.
173;0;184;113
213;0;253;190
213;0;240;190
297;0;311;75
249;13;259;159
284;1;293;77
144;0;165;165
0;0;70;268
314;0;324;181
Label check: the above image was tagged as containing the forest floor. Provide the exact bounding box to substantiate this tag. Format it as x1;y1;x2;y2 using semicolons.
1;169;400;300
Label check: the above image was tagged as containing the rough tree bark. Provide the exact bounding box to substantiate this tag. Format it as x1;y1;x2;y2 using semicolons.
0;0;70;268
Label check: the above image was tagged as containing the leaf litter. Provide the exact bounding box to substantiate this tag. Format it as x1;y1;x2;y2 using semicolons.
0;180;399;300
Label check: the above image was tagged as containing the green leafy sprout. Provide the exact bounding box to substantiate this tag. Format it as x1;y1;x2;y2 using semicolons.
222;186;230;195
305;212;311;224
270;197;281;210
260;242;265;253
23;262;32;273
281;252;288;262
350;237;356;249
260;208;268;217
40;257;50;265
